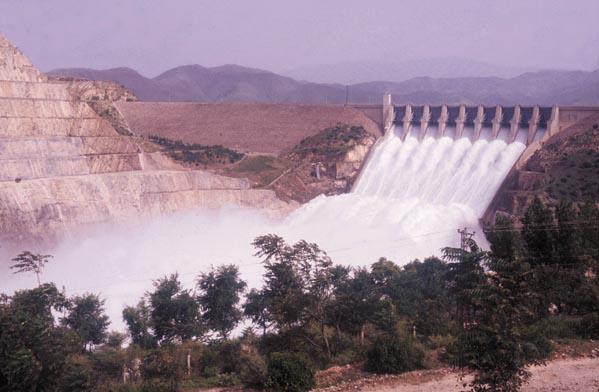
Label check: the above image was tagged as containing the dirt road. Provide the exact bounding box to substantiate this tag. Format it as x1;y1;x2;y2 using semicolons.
362;357;599;392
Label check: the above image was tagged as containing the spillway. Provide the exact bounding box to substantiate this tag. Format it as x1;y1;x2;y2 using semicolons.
285;127;526;262
0;119;529;329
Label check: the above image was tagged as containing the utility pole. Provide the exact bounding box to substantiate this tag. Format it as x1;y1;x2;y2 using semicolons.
458;227;475;250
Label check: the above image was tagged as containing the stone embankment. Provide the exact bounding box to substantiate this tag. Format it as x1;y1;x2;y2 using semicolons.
0;33;294;246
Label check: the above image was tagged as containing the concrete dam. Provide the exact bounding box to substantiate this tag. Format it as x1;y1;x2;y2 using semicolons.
3;33;599;325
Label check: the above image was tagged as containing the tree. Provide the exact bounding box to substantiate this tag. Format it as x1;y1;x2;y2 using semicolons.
0;284;79;392
578;201;599;258
9;251;52;286
521;197;556;264
147;274;202;343
555;199;579;264
244;288;270;334
445;239;550;391
486;215;521;262
62;293;110;351
123;299;156;349
327;266;378;344
197;264;247;339
251;234;335;359
392;258;452;337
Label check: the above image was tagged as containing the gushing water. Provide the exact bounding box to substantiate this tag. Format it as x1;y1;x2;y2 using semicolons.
0;127;526;329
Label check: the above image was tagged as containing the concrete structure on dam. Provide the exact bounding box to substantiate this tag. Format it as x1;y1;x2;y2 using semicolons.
374;95;599;223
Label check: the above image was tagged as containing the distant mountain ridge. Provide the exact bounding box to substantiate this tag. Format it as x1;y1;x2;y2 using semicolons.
284;58;536;84
48;64;599;106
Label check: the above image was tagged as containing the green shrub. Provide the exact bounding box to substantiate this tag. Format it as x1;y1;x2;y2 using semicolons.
59;354;95;392
577;312;599;338
265;352;315;392
238;351;267;388
536;316;580;339
365;335;424;374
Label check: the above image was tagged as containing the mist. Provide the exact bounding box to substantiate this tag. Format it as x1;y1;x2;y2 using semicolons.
0;132;525;331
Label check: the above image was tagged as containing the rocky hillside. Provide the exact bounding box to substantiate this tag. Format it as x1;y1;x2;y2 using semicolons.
0;34;294;247
215;125;375;203
493;116;599;218
49;65;599;105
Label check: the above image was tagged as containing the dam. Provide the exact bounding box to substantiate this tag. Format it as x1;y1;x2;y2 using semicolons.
2;33;599;326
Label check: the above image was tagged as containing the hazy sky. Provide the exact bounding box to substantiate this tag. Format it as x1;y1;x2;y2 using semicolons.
1;0;598;77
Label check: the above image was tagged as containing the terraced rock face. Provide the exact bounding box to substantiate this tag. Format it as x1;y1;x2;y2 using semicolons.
0;34;293;246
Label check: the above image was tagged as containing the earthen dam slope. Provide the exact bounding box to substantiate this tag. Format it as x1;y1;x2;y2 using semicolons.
117;101;382;154
0;34;293;246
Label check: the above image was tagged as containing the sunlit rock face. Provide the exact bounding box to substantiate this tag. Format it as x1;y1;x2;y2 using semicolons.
0;34;294;246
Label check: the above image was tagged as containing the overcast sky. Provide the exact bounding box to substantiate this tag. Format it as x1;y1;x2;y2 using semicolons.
1;0;598;77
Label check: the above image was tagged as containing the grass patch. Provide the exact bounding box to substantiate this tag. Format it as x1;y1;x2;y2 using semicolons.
225;155;291;187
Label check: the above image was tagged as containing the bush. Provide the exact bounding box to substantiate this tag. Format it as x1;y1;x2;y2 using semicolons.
265;352;315;392
577;312;599;338
238;351;267;388
59;354;95;392
365;335;424;374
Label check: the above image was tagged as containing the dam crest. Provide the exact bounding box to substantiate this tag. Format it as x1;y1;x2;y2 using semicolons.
388;103;559;145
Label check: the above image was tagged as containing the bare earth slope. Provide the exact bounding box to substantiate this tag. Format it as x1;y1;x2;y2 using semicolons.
311;357;599;392
360;358;599;392
116;101;381;154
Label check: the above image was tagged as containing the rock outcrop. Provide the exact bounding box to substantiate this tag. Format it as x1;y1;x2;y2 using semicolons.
0;34;294;246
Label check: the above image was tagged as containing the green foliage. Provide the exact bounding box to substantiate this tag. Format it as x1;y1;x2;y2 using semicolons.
148;135;244;165
9;251;52;286
62;293;110;351
0;284;78;392
140;345;186;392
123;300;156;349
445;239;550;392
58;354;94;392
147;274;202;343
292;124;369;160
577;312;599;338
238;351;267;388
197;264;246;339
365;335;424;374
249;234;335;358
265;352;315;392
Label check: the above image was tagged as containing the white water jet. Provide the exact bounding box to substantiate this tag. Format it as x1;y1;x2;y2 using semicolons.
0;127;526;329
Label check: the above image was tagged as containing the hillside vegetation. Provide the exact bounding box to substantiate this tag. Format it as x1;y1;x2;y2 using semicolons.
497;124;599;217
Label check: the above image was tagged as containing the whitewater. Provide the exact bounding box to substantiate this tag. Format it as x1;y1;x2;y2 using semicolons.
0;127;526;329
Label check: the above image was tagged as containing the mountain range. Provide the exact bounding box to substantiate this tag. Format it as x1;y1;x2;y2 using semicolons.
48;64;599;106
284;58;535;84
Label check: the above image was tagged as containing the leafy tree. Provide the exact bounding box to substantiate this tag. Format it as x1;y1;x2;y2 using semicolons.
265;352;315;392
122;299;156;349
555;200;579;263
148;274;202;343
521;197;556;264
327;266;378;344
0;284;79;392
486;215;522;261
197;264;247;339
444;237;487;334
244;288;271;334
62;293;110;351
392;258;451;337
251;234;335;359
9;251;52;286
365;335;423;374
445;239;550;392
578;201;599;258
